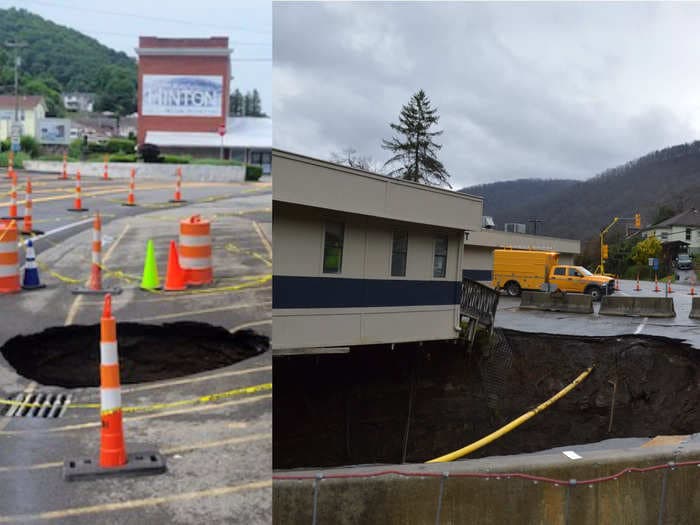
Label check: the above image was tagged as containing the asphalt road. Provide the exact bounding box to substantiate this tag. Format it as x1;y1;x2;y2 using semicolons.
0;169;272;524
495;278;700;348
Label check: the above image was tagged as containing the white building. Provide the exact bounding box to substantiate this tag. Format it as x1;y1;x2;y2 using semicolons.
643;209;700;256
145;116;272;174
273;150;483;353
62;92;95;112
0;96;46;140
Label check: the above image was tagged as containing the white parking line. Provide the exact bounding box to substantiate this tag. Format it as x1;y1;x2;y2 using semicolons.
634;317;648;335
24;218;94;245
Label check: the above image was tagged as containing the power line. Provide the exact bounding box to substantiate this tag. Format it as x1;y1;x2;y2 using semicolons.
15;0;272;35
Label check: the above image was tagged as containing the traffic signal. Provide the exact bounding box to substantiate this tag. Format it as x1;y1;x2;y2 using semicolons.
602;244;609;259
634;213;641;228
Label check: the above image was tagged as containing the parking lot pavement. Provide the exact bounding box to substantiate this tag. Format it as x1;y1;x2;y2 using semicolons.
0;175;272;524
495;278;700;348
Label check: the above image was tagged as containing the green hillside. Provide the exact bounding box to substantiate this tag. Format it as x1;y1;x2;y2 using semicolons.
0;7;137;116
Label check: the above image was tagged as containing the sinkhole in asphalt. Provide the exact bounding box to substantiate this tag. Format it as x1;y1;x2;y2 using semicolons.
0;322;268;388
273;329;700;470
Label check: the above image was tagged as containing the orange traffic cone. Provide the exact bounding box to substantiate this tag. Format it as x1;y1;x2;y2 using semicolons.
72;212;121;296
67;170;88;211
103;155;110;181
21;177;42;235
62;294;166;481
164;240;187;291
99;294;127;468
653;276;660;292
169;166;186;203
123;168;136;206
689;283;696;296
3;173;18;219
614;277;621;291
635;274;641;292
59;153;68;180
668;279;674;294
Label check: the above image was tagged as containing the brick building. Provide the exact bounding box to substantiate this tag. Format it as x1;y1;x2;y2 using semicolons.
136;36;231;145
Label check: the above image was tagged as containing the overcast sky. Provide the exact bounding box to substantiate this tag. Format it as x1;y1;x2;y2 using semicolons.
1;0;271;114
274;2;700;188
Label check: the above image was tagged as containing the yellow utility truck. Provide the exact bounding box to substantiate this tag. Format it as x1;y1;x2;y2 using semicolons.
492;249;615;301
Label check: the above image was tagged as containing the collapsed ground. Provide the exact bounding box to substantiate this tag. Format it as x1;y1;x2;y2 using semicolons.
273;329;699;469
0;322;269;387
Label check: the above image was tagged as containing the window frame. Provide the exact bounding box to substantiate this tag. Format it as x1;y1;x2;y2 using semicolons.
322;221;344;274
433;235;448;278
390;230;408;277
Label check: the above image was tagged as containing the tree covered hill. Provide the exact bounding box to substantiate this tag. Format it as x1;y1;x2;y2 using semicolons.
0;7;137;116
460;141;700;241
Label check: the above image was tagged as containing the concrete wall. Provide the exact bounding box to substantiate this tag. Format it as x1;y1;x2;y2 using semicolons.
274;441;700;524
24;160;245;182
274;150;483;232
273;202;463;350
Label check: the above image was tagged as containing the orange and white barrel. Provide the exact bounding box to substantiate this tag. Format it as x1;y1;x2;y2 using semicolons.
0;220;20;293
179;215;212;285
22;177;33;234
99;294;126;467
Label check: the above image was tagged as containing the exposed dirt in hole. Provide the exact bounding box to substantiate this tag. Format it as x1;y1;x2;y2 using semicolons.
273;329;700;470
1;323;268;388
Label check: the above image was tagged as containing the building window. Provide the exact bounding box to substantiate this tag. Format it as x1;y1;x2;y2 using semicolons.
391;231;408;277
687;228;692;241
323;222;344;274
433;235;448;278
661;232;668;241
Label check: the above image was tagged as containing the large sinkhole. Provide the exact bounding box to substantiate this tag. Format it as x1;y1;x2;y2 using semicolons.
1;322;268;388
273;329;700;470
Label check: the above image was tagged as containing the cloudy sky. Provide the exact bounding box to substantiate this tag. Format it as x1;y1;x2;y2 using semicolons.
1;0;271;114
274;2;700;188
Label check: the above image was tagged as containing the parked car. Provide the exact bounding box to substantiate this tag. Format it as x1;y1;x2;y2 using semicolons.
676;253;693;270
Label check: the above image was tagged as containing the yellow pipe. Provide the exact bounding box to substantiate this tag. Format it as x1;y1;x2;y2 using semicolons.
426;366;594;463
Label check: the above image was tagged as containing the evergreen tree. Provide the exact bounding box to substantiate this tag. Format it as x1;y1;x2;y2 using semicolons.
229;89;244;116
251;89;262;116
381;89;450;187
243;91;253;116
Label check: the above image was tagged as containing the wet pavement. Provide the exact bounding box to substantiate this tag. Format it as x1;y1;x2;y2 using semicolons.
495;278;700;348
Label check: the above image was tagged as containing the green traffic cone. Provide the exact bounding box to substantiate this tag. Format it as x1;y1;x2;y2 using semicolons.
140;239;161;290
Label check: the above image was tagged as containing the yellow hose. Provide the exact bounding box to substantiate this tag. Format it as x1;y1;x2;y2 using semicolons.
426;366;594;463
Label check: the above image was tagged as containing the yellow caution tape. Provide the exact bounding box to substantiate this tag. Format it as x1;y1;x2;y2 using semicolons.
224;243;272;266
0;382;271;412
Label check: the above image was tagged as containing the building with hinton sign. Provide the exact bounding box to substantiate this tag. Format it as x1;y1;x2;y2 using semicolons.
136;36;271;172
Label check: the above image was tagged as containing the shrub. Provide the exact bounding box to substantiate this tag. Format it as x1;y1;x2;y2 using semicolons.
1;136;40;158
138;143;162;163
109;153;137;162
106;138;136;154
68;138;83;158
162;154;191;164
245;165;263;181
0;152;26;168
190;157;243;166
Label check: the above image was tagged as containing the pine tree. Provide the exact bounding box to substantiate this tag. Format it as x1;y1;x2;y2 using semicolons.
229;89;244;116
251;89;262;116
381;89;450;187
244;91;253;116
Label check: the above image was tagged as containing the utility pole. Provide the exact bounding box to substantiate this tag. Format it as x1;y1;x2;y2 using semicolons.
4;41;28;152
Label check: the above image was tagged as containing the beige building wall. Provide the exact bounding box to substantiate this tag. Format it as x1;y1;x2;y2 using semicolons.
0;104;47;141
273;202;465;350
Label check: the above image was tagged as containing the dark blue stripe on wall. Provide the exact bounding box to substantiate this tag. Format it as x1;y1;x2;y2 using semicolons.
273;276;461;309
463;269;492;281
